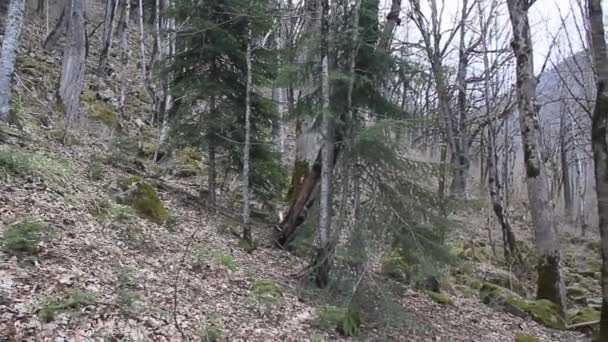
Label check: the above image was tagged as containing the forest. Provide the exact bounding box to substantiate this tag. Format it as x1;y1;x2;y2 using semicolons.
0;0;607;340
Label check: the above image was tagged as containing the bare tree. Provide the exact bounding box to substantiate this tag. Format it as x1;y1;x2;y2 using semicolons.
409;0;475;199
506;0;566;313
588;0;608;338
59;0;87;129
0;0;26;123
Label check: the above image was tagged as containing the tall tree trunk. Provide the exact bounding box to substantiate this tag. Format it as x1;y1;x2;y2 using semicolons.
0;0;26;123
206;93;217;207
59;0;86;129
449;0;470;199
507;0;566;314
314;0;333;288
117;0;131;110
488;124;518;262
559;102;573;222
588;0;608;339
242;26;253;246
98;0;117;76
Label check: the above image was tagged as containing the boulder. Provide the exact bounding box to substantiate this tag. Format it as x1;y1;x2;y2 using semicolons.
110;176;169;224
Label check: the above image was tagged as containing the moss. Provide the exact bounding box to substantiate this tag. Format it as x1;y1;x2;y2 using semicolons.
514;335;541;342
479;283;504;304
251;279;282;304
382;252;415;283
429;291;454;305
0;145;71;188
38;289;96;322
139;142;158;156
82;90;119;129
504;297;565;330
569;307;600;325
449;247;464;257
567;286;586;298
116;176;169;224
171;148;202;178
1;221;50;255
316;306;361;337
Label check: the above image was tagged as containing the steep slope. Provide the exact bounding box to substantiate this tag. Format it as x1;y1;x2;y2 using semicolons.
0;2;593;341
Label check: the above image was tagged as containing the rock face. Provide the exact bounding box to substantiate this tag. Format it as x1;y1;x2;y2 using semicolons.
109;176;169;224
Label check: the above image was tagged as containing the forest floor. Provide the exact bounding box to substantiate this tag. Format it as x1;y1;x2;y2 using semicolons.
0;2;597;341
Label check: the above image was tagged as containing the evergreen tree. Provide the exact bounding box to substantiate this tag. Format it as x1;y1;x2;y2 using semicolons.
168;0;286;210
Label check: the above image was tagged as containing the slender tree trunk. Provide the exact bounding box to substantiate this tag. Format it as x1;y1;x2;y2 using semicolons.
488;124;518;262
98;0;117;76
59;0;86;129
0;0;26;123
314;0;333;288
507;0;566;314
588;0;608;339
242;26;253;246
559;103;573;221
117;0;131;110
207;93;217;207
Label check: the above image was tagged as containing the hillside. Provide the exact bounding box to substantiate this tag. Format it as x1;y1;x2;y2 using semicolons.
0;1;602;341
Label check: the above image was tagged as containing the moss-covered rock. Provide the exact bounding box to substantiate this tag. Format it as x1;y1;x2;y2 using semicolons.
479;283;509;305
514;335;541;342
429;291;454;306
479;283;565;329
82;90;119;129
112;176;169;224
505;298;565;330
567;285;588;305
569;307;600;325
171;148;202;178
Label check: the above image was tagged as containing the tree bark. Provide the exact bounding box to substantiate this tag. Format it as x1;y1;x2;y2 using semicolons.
117;0;131;110
43;4;68;51
98;0;117;76
0;0;26;123
242;26;253;246
559;102;574;221
507;0;566;314
206;93;217;207
314;0;333;288
59;0;86;129
588;0;608;339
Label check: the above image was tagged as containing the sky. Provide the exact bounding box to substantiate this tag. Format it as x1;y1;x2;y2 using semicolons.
389;0;590;73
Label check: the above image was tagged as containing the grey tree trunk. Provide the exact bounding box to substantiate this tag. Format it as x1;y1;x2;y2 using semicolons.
242;26;253;246
588;0;608;338
59;0;86;129
117;0;131;110
98;0;117;76
507;0;566;314
0;0;26;123
559;102;573;222
449;0;470;199
206;93;217;207
314;0;333;288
